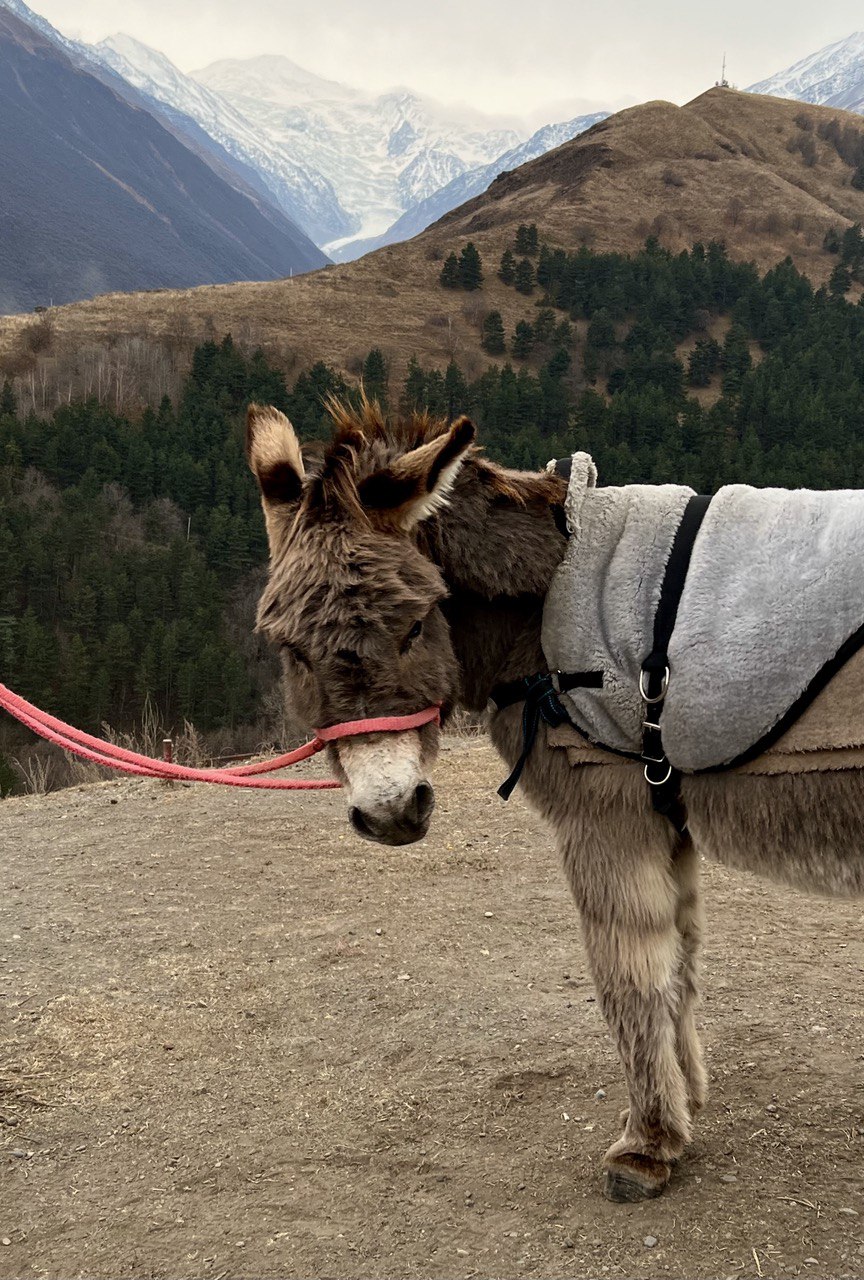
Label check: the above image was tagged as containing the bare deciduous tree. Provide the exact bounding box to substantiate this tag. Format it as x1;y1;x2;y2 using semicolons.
726;196;746;229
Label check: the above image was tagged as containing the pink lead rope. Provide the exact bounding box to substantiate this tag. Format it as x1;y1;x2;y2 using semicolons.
0;683;441;791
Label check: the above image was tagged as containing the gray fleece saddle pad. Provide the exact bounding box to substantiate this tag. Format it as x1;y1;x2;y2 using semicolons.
541;453;864;773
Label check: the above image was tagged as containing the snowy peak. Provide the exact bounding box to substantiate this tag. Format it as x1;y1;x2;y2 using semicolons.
0;0;326;310
192;54;359;107
194;53;526;247
99;32;176;80
749;32;864;112
92;34;352;244
92;30;534;251
329;110;608;263
4;2;608;263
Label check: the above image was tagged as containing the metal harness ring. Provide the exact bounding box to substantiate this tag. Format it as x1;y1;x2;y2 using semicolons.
644;761;673;787
639;666;669;704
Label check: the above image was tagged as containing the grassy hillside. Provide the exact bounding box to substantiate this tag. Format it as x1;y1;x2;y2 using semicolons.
4;88;864;383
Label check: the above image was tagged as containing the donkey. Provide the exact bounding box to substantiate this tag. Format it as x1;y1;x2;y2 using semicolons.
246;400;864;1203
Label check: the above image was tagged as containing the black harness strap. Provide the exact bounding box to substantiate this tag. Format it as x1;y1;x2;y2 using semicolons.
642;495;713;690
494;464;712;835
489;670;603;800
640;494;712;832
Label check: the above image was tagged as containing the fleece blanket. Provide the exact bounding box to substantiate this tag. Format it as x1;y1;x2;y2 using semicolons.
546;644;864;775
541;454;864;773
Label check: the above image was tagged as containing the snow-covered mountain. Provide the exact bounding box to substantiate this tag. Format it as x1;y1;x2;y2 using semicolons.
193;56;526;253
4;0;610;265
749;32;864;112
331;111;609;263
1;0;94;62
0;0;340;257
0;2;327;312
95;35;350;245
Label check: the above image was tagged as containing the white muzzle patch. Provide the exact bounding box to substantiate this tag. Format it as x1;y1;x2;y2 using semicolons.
338;731;424;813
337;731;435;844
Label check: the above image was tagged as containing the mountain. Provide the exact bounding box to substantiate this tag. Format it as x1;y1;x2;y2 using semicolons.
0;1;345;247
333;111;608;262
4;3;599;263
94;35;351;245
5;88;864;366
0;1;288;226
748;32;864;111
0;3;327;312
193;55;526;253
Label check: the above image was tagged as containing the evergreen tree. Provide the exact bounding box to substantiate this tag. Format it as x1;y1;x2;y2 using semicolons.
514;223;539;255
402;356;427;413
687;338;722;387
444;361;469;419
720;324;752;396
829;262;853;296
841;223;864;274
514;258;535;295
498;249;516;286
512;321;535;359
440;253;460;288
0;379;15;417
481;311;506;355
362;347;389;406
536;244;553;288
533;308;557;346
458;243;484;290
586;309;617;349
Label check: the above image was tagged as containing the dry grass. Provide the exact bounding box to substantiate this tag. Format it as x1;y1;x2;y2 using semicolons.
8;698;215;797
2;89;864;392
445;707;487;738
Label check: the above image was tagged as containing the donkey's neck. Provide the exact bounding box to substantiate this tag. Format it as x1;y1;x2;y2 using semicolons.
426;461;567;711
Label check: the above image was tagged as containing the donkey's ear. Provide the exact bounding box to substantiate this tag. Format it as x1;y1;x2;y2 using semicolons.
358;416;476;530
246;404;305;507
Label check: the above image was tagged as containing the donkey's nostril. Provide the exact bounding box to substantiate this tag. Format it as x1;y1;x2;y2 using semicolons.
350;806;377;839
412;783;435;825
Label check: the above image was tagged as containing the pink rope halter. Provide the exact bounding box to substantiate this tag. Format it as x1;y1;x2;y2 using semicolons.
0;683;440;791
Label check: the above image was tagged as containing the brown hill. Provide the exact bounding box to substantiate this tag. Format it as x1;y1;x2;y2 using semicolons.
4;87;864;387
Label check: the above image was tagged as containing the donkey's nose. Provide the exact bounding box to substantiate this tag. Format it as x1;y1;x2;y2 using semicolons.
349;783;435;846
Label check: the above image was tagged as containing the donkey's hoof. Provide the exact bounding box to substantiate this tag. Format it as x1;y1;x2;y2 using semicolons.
603;1153;671;1202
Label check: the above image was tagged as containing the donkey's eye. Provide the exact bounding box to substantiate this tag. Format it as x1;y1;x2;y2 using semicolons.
401;620;423;653
281;642;310;669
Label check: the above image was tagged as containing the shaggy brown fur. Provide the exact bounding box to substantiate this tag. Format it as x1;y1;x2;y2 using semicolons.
246;400;864;1204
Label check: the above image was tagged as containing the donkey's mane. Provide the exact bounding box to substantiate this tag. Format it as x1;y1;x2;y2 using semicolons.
324;396;449;450
303;395;560;519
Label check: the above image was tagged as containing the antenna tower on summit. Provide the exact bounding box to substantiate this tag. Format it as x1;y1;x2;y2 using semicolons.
716;54;730;88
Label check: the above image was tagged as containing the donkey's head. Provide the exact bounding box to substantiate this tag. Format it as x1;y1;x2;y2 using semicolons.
246;400;476;845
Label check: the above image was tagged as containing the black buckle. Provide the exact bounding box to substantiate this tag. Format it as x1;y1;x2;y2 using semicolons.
489;669;603;800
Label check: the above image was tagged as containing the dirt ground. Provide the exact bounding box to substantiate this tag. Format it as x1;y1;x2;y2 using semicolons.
1;738;862;1280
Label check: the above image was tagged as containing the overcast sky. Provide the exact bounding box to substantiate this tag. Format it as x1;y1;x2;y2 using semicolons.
30;0;864;124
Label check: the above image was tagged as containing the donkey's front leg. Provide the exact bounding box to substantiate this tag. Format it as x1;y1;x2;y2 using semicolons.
565;819;693;1202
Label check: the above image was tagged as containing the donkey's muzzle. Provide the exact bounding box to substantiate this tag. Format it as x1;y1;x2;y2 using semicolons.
349;783;435;845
